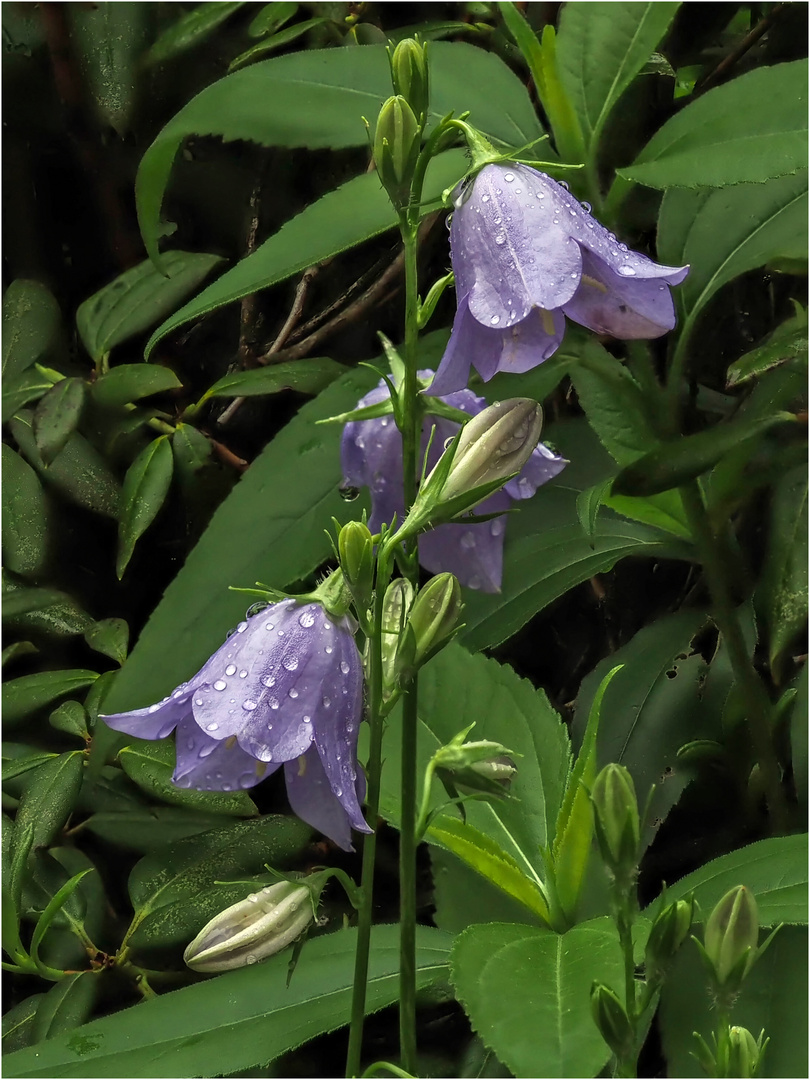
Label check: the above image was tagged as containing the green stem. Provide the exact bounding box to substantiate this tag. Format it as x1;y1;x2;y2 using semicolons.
613;886;638;1080
679;481;788;832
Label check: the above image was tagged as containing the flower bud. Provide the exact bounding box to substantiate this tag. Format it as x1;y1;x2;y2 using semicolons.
403;573;462;671
390;38;429;125
703;885;759;988
439;399;543;505
645;897;693;982
591;763;640;879
432;726;516;798
184;882;313;972
590;982;634;1058
725;1026;767;1078
373;95;421;209
338;521;374;611
379;578;415;693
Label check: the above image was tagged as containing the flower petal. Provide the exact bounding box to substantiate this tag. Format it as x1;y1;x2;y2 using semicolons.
504;441;569;500
284;746;360;851
421;490;511;592
341;385;403;533
427;296;481;396
102;693;189;741
492;307;566;376
173;717;277;791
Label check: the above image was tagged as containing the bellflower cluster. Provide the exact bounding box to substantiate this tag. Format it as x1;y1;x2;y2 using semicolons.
341;374;567;592
102;600;370;851
430;163;689;395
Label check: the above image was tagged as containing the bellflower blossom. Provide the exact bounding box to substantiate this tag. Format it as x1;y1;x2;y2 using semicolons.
341;374;567;592
102;601;370;851
429;163;689;395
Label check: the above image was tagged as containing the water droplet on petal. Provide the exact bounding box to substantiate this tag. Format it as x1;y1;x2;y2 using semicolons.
194;698;203;707
236;621;248;633
581;201;592;213
206;722;219;732
213;680;227;691
490;315;500;325
289;688;299;699
148;703;161;713
298;609;316;628
325;645;333;654
559;180;569;191
586;220;595;229
504;172;515;182
481;193;490;203
340;660;350;675
491;518;504;537
460;531;476;550
303;715;312;724
243;700;258;711
494;235;505;246
225;664;237;676
261;674;276;688
339;486;360;502
283;656;299;672
239;669;248;679
468;575;482;589
269;696;280;710
334;785;343;797
199;743;216;758
323;696;331;708
617;265;637;277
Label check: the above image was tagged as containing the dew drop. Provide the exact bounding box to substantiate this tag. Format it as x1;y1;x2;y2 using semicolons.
225;664;237;676
213;680;227;691
283;656;299;671
468;575;482;590
494;234;505;246
236;621;248;633
460;531;476;550
199;743;216;758
559;180;569;191
277;630;285;637
536;191;545;199
490;315;501;325
323;620;332;630
569;209;577;217
581;201;592;213
491;518;504;537
339;485;360;502
148;703;161;713
289;688;299;699
334;785;343;797
206;722;219;732
269;697;280;710
242;700;258;711
325;645;333;654
265;622;275;632
617;265;637;277
303;715;312;724
504;172;515;182
222;783;233;791
340;660;350;675
239;669;248;679
481;193;490;202
323;696;331;708
194;698;203;707
261;674;276;688
298;609;316;628
586;220;595;229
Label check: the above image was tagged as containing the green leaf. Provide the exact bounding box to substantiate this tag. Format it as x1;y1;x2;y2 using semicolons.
229;18;328;71
30;869;94;970
3;671;99;727
77;251;224;363
83;807;235;853
431;848;539;934
2;579;94;638
426;816;550;922
101;364;380;713
2;996;45;1055
124;813;311;952
379;643;571;885
83;619;129;667
31;972;98;1043
2;280;61;381
2;924;450;1078
450;919;623;1078
573;610;713;847
660;925;807;1079
136;41;541;263
118;738;256;818
91;364;183;408
146;2;245;65
757;465;808;679
14;752;85;851
2;751;58;783
619;59;808;189
613;413;797;497
248;2;297;38
10;411;121;519
200;357;346;404
659;834;808;927
49;701;90;740
2;365;59;424
658;170;809;330
117;436;174;579
171;423;211;481
556;2;680;153
66;2;150;133
2;445;48;578
726;303;808;387
33;378;87;465
791;666;808;812
2;642;39;668
144;151;468;356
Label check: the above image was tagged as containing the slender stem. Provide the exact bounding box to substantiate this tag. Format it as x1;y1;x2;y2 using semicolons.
346;559;390;1078
611;879;639;1080
679;481;788;831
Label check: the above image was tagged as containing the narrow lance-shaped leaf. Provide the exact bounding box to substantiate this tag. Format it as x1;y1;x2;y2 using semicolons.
195;357;346;407
2;671;99;727
13;752;85;851
145;2;246;66
2;445;48;578
117;436;175;579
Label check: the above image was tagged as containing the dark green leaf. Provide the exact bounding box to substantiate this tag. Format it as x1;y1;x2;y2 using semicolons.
229;18;328;71
620;59;808;189
116;436;174;579
125;814;312;951
170;423;211;481
659;833;808;927
431;848;538;935
136;42;541;264
3;671;99;726
49;702;90;741
451;919;623;1079
2;751;58;783
118;738;256;818
3;924;450;1078
84;619;129;666
33;378;87;465
2;995;45;1054
2;579;94;638
2;445;48;578
31;973;98;1044
726;303;808;387
612;413;797;496
10;411;121;519
248;2;297;38
144;151;467;355
146;2;245;65
200;357;346;403
101;364;379;713
77;251;224;362
660;925;807;1079
2;642;38;668
2;365;59;423
84;807;235;852
14;752;84;850
67;2;150;133
91;364;183;408
791;666;808;812
2;280;61;381
557;2;680;152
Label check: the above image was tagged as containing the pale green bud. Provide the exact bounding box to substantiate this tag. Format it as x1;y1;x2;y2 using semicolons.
390;38;429;125
703;885;759;988
725;1026;767;1078
338;521;374;610
645;897;694;982
373;95;420;209
403;572;462;670
591;763;640;879
590;982;634;1058
380;578;415;693
184;882;313;972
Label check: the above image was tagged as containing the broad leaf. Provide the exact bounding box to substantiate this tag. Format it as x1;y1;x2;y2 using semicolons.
116;436;175;579
77;251;223;363
199;357;346;404
2;924;451;1079
92;364;183;409
84;807;235;853
2;280;61;381
3;671;99;727
13;752;85;851
620;59;808;189
451;919;623;1079
431;848;540;934
2;445;48;578
145;2;245;65
229;17;328;71
84;618;129;667
136;42;542;262
557;1;680;152
726;303;808;387
659;833;808;926
2;365;58;424
31;972;98;1043
33;378;86;464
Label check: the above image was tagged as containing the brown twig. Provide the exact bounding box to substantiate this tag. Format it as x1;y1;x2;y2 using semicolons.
696;3;788;92
236;180;265;367
208;436;248;471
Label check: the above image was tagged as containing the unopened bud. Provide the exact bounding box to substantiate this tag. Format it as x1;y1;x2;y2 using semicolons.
590;982;634;1058
645;898;693;981
433;725;516;798
403;573;462;671
380;578;415;693
184;882;313;972
373;95;420;209
390;38;429;125
725;1026;767;1078
591;763;640;880
338;521;374;610
703;885;759;988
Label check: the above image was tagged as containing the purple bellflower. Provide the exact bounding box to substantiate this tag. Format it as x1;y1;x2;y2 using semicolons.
341;374;567;593
102;601;371;851
429;163;689;395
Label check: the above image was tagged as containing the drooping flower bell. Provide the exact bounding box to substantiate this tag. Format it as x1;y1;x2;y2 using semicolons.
429;163;689;395
341;374;567;592
101;600;370;851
